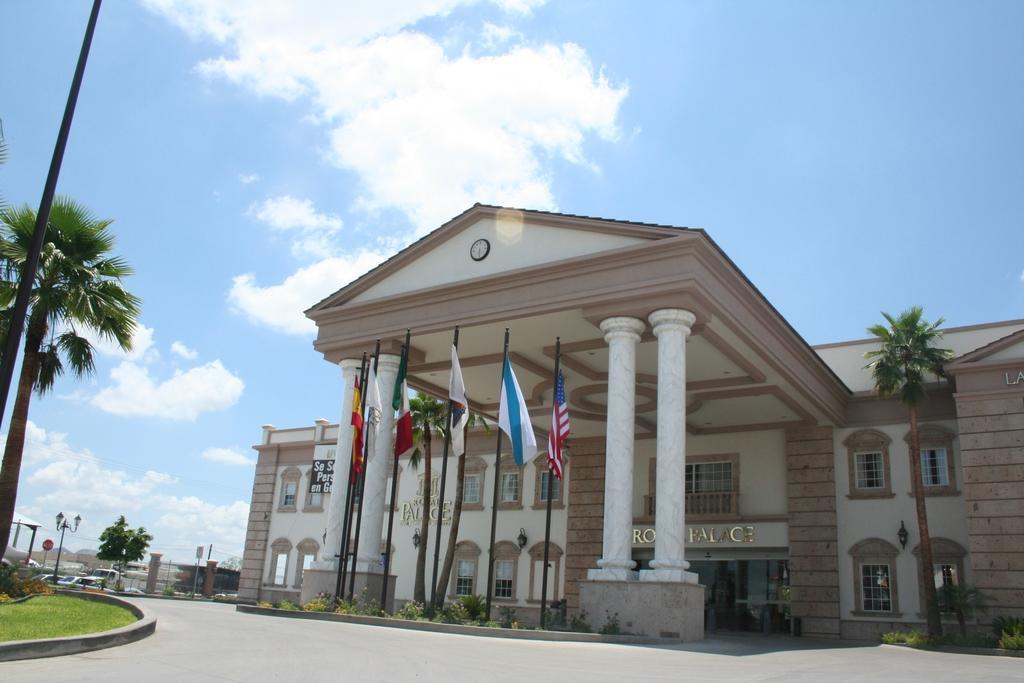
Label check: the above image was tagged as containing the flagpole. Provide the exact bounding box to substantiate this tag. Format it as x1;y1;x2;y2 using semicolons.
381;329;411;611
337;352;368;600
540;337;561;629
430;326;459;610
484;328;510;621
348;340;380;601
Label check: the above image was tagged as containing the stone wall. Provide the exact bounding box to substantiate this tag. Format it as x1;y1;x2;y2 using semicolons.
785;426;841;638
564;442;605;610
238;449;279;602
957;392;1024;620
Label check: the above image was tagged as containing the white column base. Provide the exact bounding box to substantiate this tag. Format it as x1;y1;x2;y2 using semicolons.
587;567;639;581
640;568;700;584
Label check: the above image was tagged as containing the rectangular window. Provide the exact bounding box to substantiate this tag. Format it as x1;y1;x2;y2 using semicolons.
282;482;297;507
301;554;314;581
456;559;474;596
539;471;561;502
463;474;481;505
500;472;519;503
685;462;732;493
855;452;885;489
274;553;288;585
308;491;323;508
494;559;514;598
861;564;892;612
934;563;957;590
921;448;949;487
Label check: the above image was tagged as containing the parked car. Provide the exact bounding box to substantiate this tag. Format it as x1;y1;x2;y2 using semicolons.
59;576;101;589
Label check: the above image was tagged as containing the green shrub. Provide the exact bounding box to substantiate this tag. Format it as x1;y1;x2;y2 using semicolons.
459;594;487;622
998;621;1024;650
881;630;928;648
256;601;273;608
0;565;54;599
395;601;425;620
438;602;471;624
992;616;1024;638
569;610;592;633
162;586;176;597
277;600;300;611
599;611;621;635
303;593;334;612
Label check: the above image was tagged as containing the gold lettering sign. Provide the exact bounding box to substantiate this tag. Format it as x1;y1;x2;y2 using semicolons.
640;526;756;545
1005;370;1024;386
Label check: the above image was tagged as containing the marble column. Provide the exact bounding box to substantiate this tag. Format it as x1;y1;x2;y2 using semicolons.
317;358;362;568
588;316;646;581
642;308;698;583
355;353;400;573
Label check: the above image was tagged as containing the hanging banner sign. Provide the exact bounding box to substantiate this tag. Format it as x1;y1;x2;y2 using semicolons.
311;458;334;494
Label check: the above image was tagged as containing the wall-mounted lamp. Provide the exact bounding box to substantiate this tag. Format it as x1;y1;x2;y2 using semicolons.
412;528;421;549
897;520;908;550
517;528;528;550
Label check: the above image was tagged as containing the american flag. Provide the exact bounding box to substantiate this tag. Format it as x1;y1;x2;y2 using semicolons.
548;370;569;479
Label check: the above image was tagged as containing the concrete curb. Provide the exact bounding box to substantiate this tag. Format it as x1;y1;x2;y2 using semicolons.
881;643;1024;659
0;591;156;662
235;604;679;645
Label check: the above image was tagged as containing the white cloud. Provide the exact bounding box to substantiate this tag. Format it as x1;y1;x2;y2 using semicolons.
239;172;260;184
480;22;520;48
170;341;199;360
145;1;627;232
250;195;344;258
201;447;255;466
13;420;249;559
80;323;158;363
228;250;389;335
91;360;245;421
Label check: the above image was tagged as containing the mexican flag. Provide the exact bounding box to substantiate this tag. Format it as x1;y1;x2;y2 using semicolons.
392;350;413;457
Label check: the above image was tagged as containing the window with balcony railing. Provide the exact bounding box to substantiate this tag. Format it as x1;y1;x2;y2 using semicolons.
645;454;739;519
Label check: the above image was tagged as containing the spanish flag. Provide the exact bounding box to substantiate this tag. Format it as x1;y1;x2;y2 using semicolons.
350;376;364;482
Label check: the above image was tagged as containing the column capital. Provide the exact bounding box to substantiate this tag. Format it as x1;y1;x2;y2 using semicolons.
648;308;696;336
599;316;645;342
340;358;363;373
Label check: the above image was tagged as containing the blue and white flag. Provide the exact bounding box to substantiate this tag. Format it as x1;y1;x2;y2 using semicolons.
449;344;469;457
498;355;538;465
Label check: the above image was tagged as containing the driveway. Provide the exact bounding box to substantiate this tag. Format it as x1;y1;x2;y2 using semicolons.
2;598;1020;682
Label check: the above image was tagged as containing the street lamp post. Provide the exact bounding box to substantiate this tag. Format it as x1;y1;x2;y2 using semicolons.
52;512;81;583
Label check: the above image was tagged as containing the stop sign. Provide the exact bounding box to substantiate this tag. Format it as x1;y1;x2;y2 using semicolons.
42;539;54;551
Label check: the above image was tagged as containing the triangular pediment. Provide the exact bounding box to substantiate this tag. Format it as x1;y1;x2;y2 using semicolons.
946;327;1024;371
307;204;685;312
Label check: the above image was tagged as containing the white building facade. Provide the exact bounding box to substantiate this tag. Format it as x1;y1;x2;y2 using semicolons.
238;205;1024;640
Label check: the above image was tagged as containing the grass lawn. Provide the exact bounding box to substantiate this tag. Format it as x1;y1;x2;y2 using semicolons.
0;595;137;642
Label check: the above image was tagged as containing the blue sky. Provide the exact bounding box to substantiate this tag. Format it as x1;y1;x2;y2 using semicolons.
2;0;1021;563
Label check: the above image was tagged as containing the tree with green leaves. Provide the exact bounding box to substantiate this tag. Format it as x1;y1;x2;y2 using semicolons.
433;412;489;610
865;306;953;638
408;391;446;605
0;197;141;562
96;515;153;591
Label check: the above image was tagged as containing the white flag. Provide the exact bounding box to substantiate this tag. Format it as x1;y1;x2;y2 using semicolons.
449;345;469;456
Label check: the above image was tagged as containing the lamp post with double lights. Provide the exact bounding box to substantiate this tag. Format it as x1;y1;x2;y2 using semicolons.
52;512;81;583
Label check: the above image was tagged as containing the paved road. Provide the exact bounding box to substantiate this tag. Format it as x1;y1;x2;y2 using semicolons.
2;599;1021;682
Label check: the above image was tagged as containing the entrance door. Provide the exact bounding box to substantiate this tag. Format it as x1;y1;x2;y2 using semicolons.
690;559;790;634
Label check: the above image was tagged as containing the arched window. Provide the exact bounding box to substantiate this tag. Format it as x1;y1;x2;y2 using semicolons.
449;540;482;598
492;540;521;602
527;541;563;604
294;538;320;588
843;429;894;499
849;538;901;616
268;538;293;586
913;537;967;613
278;466;302;511
904;425;957;496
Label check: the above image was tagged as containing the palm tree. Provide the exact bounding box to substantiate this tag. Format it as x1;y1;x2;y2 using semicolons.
865;306;952;639
935;583;988;637
0;197;141;561
434;413;489;610
409;392;446;605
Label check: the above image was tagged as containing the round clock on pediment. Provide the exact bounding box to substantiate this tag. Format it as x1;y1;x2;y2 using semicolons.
470;238;491;261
